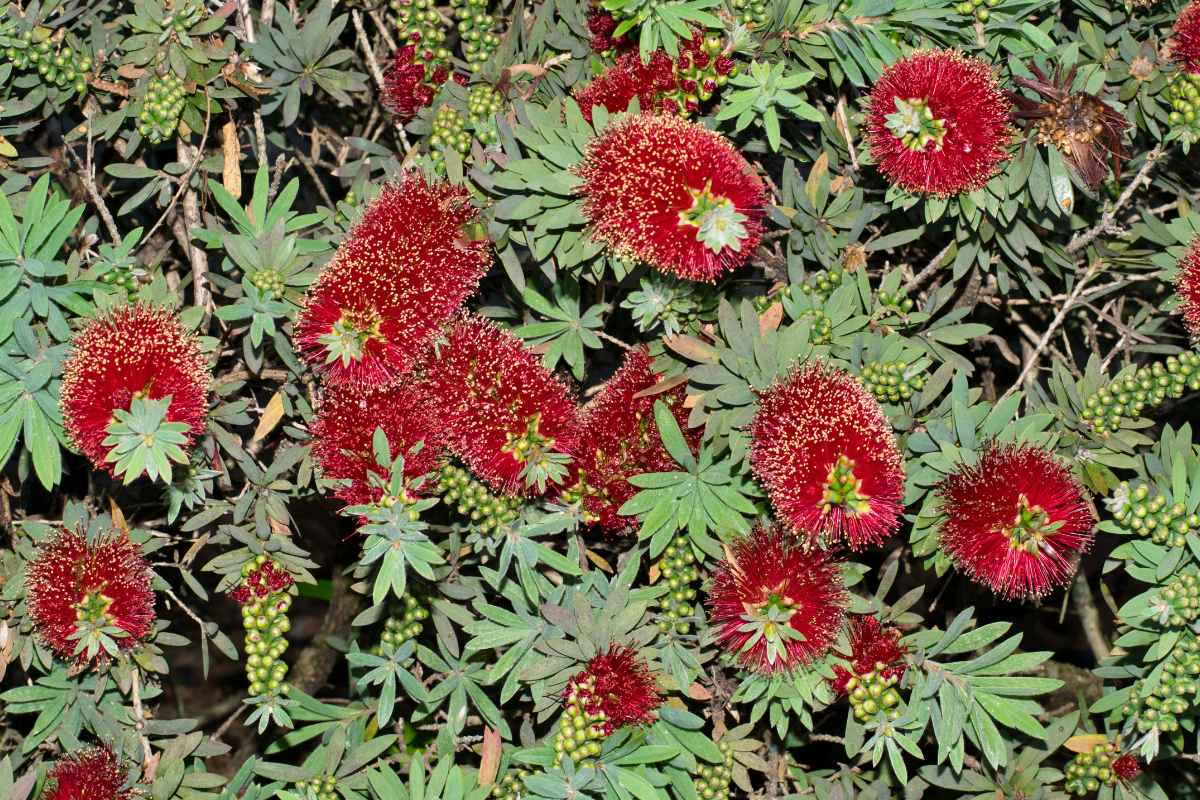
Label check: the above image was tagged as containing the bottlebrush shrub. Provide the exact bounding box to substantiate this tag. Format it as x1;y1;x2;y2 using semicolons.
7;0;1200;797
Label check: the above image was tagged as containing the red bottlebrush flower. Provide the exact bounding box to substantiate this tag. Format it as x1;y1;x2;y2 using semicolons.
310;381;446;506
44;746;134;800
1175;235;1200;339
867;50;1012;197
574;33;732;121
294;175;491;389
748;362;905;551
586;8;630;53
1173;0;1200;75
230;559;295;605
707;523;847;674
829;615;908;694
574;50;677;121
382;44;451;121
1112;753;1142;781
1009;65;1129;189
564;645;662;733
576;114;767;282
26;529;155;664
572;349;699;534
936;442;1096;600
423;315;580;495
60;305;209;473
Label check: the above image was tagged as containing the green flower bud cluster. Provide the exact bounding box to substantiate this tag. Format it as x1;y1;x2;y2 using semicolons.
1166;71;1200;140
391;0;450;62
100;266;140;293
5;29;91;94
797;308;833;345
292;775;338;800
554;676;607;766
236;555;293;698
489;767;528;800
843;664;903;722
1063;741;1122;796
371;593;429;655
489;769;530;800
954;0;1001;22
655;535;699;635
693;740;734;800
798;268;845;302
166;0;206;33
467;85;503;147
438;463;522;535
1159;572;1200;627
1121;634;1200;734
450;0;500;70
250;267;285;296
1081;352;1200;435
875;289;914;314
731;0;770;28
860;361;926;404
137;72;187;145
431;104;471;165
1108;481;1199;548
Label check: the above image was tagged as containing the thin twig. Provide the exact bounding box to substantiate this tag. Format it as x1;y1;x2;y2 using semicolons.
902;241;953;293
130;668;158;780
142;92;214;247
1002;259;1102;400
1066;146;1164;254
352;10;387;92
71;133;121;245
596;329;635;351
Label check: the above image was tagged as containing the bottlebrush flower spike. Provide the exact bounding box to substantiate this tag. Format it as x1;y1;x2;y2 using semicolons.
936;442;1096;600
571;349;699;534
867;50;1012;197
26;529;155;664
574;50;677;120
60;304;209;473
576;114;767;283
1173;0;1200;75
1112;753;1142;781
294;175;491;389
1175;235;1200;339
423;315;580;495
1009;64;1128;189
829;615;908;694
748;362;905;550
586;8;630;54
574;33;736;120
310;381;446;506
707;522;847;674
44;746;134;800
382;43;452;121
563;645;662;733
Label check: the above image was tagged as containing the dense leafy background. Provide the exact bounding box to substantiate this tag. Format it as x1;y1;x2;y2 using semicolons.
1;0;1199;798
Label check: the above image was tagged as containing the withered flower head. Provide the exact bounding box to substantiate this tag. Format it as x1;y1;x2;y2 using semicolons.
1009;65;1129;190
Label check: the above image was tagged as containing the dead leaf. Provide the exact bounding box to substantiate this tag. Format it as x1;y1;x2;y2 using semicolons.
648;562;661;583
117;64;147;80
479;727;502;786
758;302;783;335
585;548;613;573
687;682;713;701
110;498;129;535
664;334;717;363
632;375;689;399
805;151;829;208
1064;734;1109;754
222;120;242;198
252;391;285;443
